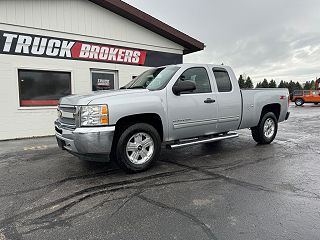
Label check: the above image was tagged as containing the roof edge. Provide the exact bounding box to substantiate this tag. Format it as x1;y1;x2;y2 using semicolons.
89;0;205;54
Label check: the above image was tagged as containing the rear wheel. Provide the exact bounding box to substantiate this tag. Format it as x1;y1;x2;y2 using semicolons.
295;98;304;106
251;112;278;144
114;123;161;173
314;103;319;105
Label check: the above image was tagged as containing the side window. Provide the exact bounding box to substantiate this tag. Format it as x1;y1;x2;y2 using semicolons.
212;68;232;92
304;91;310;96
293;90;303;96
178;67;211;94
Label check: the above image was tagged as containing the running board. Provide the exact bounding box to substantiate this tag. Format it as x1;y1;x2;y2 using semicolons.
167;132;239;149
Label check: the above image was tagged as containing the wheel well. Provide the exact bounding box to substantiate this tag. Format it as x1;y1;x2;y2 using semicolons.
261;104;281;120
114;113;164;141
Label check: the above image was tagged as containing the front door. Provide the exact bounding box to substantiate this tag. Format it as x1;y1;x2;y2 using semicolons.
91;69;118;91
167;67;218;140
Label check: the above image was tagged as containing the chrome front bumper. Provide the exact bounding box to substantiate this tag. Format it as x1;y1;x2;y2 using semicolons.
55;120;115;155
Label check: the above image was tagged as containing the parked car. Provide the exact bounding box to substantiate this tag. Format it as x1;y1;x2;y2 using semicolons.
55;64;290;172
292;90;320;106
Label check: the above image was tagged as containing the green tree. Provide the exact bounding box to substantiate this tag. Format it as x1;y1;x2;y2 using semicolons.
238;75;246;89
269;79;277;88
310;80;316;90
295;81;302;90
288;80;296;93
256;82;261;88
304;81;311;90
261;79;269;88
278;80;285;88
244;76;254;88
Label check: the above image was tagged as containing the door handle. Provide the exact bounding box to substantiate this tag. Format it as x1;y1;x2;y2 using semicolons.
204;98;216;104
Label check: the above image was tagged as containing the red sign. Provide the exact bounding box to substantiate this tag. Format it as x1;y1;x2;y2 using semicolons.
71;42;146;64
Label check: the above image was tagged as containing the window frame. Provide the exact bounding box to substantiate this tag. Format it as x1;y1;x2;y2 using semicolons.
212;67;233;93
90;69;119;92
17;67;73;109
303;90;311;96
175;67;212;95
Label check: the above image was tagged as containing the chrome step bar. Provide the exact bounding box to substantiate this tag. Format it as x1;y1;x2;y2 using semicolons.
167;132;239;149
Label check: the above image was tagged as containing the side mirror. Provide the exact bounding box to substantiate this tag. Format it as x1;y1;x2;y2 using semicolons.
172;80;196;95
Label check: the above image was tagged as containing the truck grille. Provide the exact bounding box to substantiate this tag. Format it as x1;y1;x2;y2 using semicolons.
57;105;78;130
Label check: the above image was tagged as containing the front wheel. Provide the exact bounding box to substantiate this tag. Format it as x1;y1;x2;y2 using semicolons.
251;112;278;144
295;98;304;106
115;123;161;173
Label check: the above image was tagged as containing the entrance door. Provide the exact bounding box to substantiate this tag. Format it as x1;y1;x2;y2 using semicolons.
167;67;219;140
91;70;118;91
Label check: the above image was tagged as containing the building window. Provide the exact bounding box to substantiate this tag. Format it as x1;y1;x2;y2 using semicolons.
18;70;71;107
91;70;117;91
212;68;232;92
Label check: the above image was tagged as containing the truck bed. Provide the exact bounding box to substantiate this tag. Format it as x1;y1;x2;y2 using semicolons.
239;88;289;129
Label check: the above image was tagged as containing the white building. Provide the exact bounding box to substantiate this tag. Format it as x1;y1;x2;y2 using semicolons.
0;0;204;140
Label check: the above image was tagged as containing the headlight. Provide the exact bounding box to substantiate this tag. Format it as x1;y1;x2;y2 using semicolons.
80;105;109;126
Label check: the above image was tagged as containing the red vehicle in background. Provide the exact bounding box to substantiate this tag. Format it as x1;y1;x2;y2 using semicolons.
291;78;320;106
292;89;320;106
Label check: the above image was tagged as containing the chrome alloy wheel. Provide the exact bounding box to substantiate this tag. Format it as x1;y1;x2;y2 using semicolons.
263;118;275;139
126;132;155;165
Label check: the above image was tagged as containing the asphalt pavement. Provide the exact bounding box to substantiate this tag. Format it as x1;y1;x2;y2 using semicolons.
0;104;319;240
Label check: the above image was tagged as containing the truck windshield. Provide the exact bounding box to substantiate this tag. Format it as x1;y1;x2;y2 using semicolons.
122;66;180;90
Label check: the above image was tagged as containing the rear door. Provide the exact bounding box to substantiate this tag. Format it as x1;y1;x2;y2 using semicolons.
312;90;320;102
211;67;242;132
167;66;219;140
304;90;312;102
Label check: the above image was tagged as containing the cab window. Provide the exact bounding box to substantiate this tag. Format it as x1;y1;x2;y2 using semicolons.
304;91;311;96
212;68;232;92
177;67;211;94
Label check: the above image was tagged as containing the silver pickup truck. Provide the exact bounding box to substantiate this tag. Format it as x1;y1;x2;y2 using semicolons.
55;64;290;172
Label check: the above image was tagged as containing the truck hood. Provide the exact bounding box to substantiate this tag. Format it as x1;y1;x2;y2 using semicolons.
59;89;149;106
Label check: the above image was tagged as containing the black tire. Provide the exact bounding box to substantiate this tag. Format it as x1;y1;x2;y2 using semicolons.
295;98;304;106
114;123;161;173
251;112;278;144
314;103;319;105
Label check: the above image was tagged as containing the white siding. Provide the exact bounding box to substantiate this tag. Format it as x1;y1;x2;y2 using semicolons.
0;51;151;140
0;0;184;54
0;0;186;140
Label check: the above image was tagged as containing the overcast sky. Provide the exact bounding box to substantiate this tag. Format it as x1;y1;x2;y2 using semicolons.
123;0;320;84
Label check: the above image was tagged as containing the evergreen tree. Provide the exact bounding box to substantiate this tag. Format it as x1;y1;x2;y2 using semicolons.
310;80;316;90
244;76;254;88
278;80;285;88
261;79;269;88
269;79;277;88
256;82;261;88
238;75;246;89
304;81;311;90
288;80;296;93
295;82;302;90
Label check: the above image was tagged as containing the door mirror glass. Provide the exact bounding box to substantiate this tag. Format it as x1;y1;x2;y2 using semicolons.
172;80;196;95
